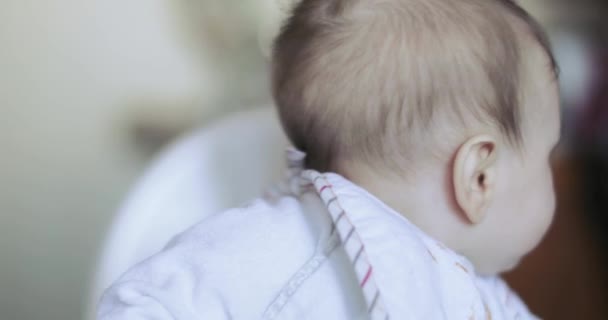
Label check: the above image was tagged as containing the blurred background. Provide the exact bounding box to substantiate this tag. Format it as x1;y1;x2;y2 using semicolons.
0;0;606;319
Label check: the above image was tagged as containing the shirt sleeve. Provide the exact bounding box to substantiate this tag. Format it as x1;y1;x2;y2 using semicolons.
97;280;232;320
98;281;177;320
95;201;311;320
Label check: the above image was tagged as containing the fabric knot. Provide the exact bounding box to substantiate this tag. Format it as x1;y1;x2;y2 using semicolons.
286;147;306;170
286;147;308;195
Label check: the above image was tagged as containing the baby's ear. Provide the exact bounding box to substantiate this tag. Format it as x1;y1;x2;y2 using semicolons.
452;135;498;224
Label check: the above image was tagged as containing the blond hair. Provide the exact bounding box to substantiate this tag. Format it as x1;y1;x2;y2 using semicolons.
272;0;557;172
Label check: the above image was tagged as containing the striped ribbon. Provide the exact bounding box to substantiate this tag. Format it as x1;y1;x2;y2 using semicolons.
288;149;390;320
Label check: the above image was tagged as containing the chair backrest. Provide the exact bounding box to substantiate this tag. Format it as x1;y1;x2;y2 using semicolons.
87;107;288;318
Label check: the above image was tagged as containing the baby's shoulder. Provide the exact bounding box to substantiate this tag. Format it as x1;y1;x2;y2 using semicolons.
102;195;320;316
167;195;318;257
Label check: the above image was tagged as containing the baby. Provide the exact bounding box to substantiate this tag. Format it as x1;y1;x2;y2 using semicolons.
98;0;560;319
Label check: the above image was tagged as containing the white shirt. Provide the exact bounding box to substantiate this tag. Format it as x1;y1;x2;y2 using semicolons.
98;163;537;319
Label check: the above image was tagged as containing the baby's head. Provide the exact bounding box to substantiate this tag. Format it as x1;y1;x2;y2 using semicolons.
272;0;560;275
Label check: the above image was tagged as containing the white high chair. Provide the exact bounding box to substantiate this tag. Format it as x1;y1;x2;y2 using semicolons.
87;106;288;319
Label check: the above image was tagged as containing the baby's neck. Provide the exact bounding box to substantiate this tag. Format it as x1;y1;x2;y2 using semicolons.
342;164;464;252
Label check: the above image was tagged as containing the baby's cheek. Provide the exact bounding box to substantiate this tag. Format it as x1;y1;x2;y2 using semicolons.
540;166;557;223
528;170;556;249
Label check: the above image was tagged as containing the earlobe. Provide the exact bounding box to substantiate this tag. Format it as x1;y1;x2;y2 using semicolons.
453;135;498;224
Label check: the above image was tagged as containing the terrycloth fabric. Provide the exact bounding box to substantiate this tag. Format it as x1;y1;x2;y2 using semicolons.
98;153;537;320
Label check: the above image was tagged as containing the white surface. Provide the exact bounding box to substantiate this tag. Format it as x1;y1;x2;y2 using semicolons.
90;107;288;319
